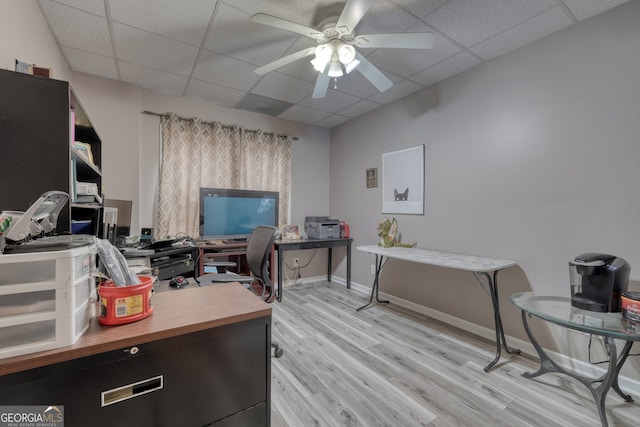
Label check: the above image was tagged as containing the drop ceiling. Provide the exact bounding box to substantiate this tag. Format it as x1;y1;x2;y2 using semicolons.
37;0;630;128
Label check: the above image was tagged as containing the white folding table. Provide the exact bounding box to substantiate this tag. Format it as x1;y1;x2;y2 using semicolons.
357;245;519;372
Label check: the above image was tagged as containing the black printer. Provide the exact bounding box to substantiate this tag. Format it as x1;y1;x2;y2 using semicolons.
569;253;630;312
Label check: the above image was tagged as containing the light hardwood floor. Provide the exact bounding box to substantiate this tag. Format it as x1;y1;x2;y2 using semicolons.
270;281;640;427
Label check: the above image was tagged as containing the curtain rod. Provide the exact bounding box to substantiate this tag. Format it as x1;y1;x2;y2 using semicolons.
141;110;298;140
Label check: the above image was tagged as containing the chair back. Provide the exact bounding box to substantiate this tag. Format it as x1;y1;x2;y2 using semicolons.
245;225;278;296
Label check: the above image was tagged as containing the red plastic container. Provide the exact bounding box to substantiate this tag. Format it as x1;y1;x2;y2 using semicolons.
98;276;154;325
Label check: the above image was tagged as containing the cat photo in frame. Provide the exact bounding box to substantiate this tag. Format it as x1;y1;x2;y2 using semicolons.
382;144;424;215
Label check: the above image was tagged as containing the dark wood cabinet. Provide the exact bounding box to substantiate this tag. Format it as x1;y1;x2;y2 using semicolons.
0;283;272;427
0;69;102;236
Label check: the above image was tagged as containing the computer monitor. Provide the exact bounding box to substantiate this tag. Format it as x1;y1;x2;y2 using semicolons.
199;188;279;241
104;199;132;238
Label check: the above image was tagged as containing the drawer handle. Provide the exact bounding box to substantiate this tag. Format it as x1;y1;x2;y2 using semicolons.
101;375;163;407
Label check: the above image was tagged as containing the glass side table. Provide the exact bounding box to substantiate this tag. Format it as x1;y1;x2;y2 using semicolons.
510;292;640;427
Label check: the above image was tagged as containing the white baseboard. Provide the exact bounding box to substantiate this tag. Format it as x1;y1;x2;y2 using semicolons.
326;276;640;395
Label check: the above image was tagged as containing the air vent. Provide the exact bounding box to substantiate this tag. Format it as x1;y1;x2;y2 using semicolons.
235;93;293;117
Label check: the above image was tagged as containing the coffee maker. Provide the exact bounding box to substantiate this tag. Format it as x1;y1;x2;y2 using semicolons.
569;253;630;312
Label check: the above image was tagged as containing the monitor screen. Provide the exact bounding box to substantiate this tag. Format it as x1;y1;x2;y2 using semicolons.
199;188;279;241
104;198;132;237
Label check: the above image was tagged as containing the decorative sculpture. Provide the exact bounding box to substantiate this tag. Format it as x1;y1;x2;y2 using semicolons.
376;217;416;248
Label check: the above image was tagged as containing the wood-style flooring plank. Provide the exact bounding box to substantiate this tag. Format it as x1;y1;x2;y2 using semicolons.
271;281;640;426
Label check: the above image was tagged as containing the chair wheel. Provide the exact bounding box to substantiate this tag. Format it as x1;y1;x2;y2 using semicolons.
273;347;284;358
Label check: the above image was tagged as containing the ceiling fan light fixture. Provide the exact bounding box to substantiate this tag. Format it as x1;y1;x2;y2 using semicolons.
311;43;333;72
311;56;328;72
337;44;356;65
344;58;360;74
327;58;344;78
315;44;332;61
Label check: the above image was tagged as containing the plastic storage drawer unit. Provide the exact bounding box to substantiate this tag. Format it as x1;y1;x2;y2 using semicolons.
0;244;97;359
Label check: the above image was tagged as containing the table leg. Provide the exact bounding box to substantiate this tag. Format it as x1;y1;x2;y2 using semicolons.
346;242;351;289
357;255;389;311
520;311;634;427
477;271;520;372
277;249;283;302
328;247;333;283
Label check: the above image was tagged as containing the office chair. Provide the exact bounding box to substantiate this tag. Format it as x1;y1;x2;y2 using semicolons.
197;225;284;357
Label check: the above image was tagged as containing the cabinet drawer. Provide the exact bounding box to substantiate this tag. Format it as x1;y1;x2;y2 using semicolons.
0;317;270;427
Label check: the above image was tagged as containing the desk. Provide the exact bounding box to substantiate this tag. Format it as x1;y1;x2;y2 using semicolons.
0;284;272;427
357;245;519;372
274;237;352;302
511;292;640;427
197;240;250;276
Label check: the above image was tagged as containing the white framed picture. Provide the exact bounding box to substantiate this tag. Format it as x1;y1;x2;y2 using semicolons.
382;144;424;215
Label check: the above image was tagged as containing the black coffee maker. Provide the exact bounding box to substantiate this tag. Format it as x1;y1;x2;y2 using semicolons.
569;253;630;312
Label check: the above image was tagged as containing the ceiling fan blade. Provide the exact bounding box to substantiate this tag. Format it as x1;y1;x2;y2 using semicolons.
312;72;331;98
355;33;435;49
354;53;392;92
336;0;375;34
250;13;324;40
255;48;316;75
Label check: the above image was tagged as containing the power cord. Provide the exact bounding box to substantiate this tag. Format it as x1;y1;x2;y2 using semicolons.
587;336;639;364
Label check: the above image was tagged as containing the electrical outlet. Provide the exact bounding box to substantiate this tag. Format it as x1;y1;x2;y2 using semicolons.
370;264;376;275
293;258;299;267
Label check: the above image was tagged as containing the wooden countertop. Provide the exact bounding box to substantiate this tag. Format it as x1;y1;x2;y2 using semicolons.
0;282;271;376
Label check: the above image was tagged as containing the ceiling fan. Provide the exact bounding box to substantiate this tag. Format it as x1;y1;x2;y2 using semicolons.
250;0;435;98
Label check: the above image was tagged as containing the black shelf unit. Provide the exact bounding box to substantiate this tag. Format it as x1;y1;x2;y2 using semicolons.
0;69;103;236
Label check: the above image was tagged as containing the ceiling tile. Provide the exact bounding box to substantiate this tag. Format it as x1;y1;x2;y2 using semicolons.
113;23;199;76
470;6;573;61
327;71;383;99
230;0;341;28
251;73;314;103
192;50;262;91
204;3;295;66
314;114;352;128
299;89;361;113
119;61;188;96
366;23;463;77
272;38;319;82
424;0;556;47
410;51;481;86
357;0;422;35
62;47;118;80
39;0;633;129
367;79;423;104
562;0;630;21
278;104;331;125
39;0;105;16
388;0;450;20
39;1;112;56
108;0;216;46
185;79;247;107
235;93;293;116
338;100;382;118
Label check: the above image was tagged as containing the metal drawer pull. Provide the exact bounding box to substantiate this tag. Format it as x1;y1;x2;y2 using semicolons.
101;375;163;407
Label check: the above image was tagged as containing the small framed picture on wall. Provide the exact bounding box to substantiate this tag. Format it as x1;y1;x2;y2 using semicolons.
366;168;378;188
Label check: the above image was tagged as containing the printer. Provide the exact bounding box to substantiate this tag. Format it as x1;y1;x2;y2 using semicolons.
569;253;631;313
304;216;340;239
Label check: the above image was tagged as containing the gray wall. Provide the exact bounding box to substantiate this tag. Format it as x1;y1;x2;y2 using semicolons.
330;0;640;357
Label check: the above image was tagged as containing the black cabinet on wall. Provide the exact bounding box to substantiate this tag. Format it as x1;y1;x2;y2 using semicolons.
0;69;102;236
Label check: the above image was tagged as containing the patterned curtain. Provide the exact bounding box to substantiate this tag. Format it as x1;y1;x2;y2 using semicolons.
157;113;292;239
